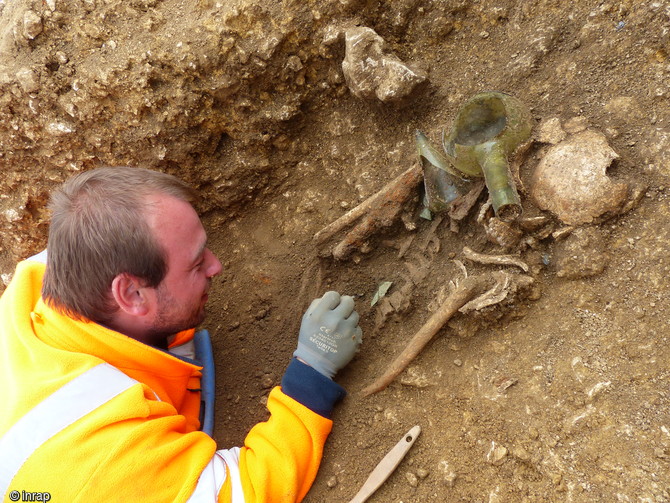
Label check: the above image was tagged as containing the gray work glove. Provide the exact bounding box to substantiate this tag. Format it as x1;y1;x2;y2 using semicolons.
293;291;363;379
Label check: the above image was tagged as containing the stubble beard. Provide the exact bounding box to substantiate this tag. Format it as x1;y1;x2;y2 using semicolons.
147;282;207;344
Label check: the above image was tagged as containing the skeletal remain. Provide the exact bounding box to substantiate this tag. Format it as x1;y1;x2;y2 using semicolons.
361;271;533;396
460;271;534;312
462;246;530;273
313;163;422;245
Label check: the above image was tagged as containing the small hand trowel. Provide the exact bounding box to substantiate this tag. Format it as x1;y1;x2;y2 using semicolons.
347;425;421;503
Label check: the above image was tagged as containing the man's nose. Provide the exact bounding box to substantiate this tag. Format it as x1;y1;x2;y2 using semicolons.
205;249;223;278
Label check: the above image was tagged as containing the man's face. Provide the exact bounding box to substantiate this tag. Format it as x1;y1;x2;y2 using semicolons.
145;194;222;339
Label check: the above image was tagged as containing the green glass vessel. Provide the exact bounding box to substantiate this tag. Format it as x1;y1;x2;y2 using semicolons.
416;92;531;221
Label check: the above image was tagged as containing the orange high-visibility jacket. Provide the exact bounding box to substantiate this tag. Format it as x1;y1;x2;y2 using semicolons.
0;256;346;502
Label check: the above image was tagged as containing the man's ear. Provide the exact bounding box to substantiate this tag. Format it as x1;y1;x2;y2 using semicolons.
111;273;150;316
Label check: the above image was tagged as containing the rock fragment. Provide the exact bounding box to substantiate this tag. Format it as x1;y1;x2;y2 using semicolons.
530;129;629;225
438;460;457;486
486;442;508;466
405;471;418;487
1;273;13;287
3;208;21;223
511;446;531;462
536;117;566;145
15;67;39;94
55;51;69;64
563;116;589;134
416;468;429;479
508;24;557;77
554;226;610;279
23;10;43;40
341;27;426;103
399;366;436;388
46;121;75;136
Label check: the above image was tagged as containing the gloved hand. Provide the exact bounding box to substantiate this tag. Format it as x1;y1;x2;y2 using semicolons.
293;291;363;379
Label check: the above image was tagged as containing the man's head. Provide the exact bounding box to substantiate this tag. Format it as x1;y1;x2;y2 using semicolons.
42;167;222;347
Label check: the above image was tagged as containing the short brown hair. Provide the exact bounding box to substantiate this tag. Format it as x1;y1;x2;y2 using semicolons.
42;166;196;324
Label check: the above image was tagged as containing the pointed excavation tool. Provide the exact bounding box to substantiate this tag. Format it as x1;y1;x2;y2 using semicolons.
347;425;421;503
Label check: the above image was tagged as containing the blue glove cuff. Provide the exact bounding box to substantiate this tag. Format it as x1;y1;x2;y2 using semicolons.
281;358;346;419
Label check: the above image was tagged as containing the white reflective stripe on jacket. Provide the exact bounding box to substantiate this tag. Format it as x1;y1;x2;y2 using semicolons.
0;363;137;498
0;362;243;503
186;448;245;503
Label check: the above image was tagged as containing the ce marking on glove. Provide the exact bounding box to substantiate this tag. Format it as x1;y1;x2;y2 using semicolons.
8;490;51;501
319;326;344;340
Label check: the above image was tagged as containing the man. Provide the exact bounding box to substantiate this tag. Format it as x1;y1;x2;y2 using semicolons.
0;167;363;502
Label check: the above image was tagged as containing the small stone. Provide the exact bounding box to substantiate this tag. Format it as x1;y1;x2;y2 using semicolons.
453;359;463;367
586;381;611;403
511;446;531;462
537;117;567;144
405;471;419;487
55;51;69;64
555;226;610;279
486;442;508;466
286;55;303;72
23;11;43;40
563;116;589;134
438;460;456;484
260;375;274;389
342;26;427;103
82;22;103;40
399;366;435;388
326;475;338;488
416;468;429;479
322;25;342;46
1;273;13;286
496;377;518;393
15;67;39;94
46;122;75;136
4;208;22;222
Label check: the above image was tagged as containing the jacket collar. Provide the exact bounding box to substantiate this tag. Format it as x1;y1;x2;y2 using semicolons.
32;292;201;409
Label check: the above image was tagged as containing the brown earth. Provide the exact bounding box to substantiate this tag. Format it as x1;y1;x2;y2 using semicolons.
1;0;670;501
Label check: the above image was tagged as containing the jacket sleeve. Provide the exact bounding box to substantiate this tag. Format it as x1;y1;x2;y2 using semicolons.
238;359;346;502
189;359;346;503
